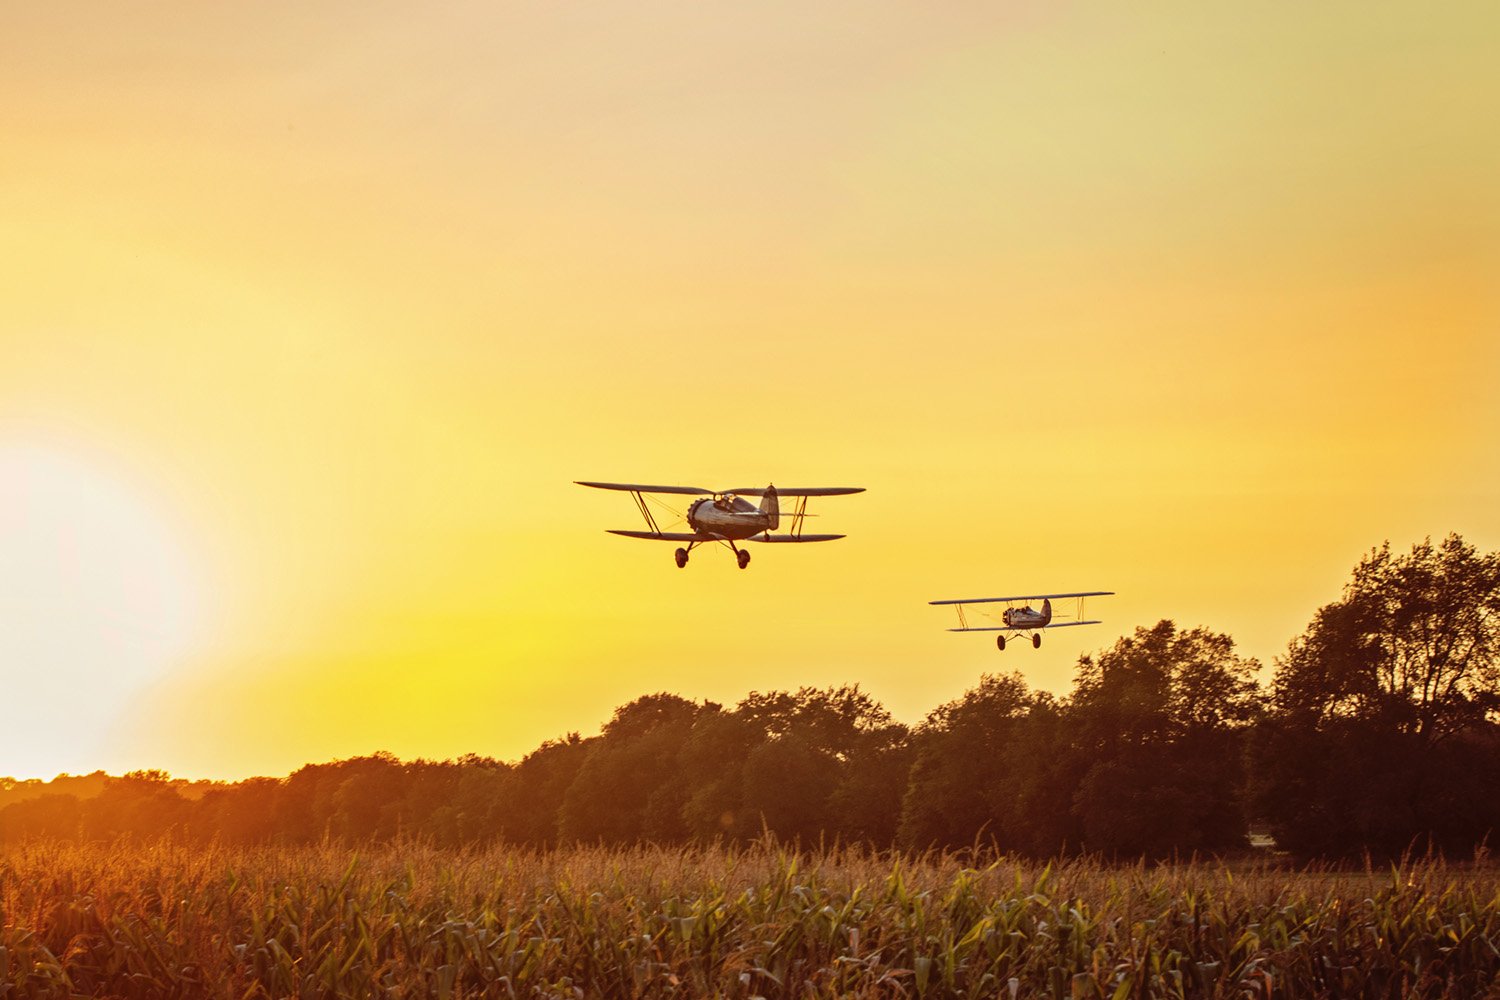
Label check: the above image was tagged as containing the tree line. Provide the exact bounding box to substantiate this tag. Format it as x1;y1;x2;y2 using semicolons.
4;534;1498;859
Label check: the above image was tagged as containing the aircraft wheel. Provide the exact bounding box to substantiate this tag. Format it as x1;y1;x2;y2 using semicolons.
674;548;688;568
737;549;751;569
996;635;1006;652
1032;633;1042;649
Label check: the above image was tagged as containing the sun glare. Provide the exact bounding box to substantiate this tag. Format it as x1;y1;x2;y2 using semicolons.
0;444;202;779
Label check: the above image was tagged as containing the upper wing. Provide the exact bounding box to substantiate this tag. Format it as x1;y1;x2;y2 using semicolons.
607;530;720;542
929;591;1114;606
746;533;845;543
576;481;712;496
947;620;1104;632
724;487;865;497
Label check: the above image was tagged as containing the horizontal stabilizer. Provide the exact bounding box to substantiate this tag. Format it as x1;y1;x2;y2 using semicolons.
723;487;865;497
947;620;1103;632
606;530;719;542
577;481;712;495
930;591;1113;606
747;533;845;543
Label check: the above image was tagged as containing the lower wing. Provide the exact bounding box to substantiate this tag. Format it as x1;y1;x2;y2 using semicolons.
747;533;845;543
607;530;721;542
948;620;1103;632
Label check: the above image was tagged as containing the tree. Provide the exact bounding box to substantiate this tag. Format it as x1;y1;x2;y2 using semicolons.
559;694;702;843
742;733;838;841
1068;622;1260;857
679;710;763;840
1274;535;1500;738
0;794;82;840
735;686;906;844
80;771;190;841
191;777;282;844
1255;535;1500;856
495;734;591;846
328;753;409;840
898;672;1036;850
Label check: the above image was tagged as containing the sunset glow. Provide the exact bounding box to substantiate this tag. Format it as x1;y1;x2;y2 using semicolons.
2;1;1497;779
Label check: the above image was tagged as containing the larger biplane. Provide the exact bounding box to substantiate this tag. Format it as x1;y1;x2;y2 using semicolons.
575;481;864;569
930;591;1114;650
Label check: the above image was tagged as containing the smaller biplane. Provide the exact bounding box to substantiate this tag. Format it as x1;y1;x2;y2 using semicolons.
576;481;864;569
929;591;1114;650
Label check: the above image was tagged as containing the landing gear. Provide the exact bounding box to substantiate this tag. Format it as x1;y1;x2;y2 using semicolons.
996;635;1006;651
1032;633;1042;649
736;549;751;570
674;548;688;568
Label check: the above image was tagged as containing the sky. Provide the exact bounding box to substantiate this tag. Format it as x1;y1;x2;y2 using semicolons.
2;1;1497;780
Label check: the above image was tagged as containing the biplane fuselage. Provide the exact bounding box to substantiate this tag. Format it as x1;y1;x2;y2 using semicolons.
1002;599;1053;629
685;495;775;540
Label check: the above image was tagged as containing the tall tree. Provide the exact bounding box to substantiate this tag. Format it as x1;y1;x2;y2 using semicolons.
559;693;702;843
898;672;1036;850
1068;622;1260;857
496;734;592;846
1274;535;1500;737
1255;535;1500;856
735;686;906;844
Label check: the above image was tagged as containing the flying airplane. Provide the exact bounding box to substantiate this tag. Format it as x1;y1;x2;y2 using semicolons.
575;481;864;568
929;591;1114;650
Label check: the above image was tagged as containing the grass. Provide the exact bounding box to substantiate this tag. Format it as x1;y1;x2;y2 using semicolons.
3;840;1499;998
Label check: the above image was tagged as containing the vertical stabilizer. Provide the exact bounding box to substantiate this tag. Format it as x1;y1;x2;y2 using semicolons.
760;484;780;530
1041;598;1052;626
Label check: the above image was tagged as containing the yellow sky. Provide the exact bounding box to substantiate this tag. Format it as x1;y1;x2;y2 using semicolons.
2;2;1497;779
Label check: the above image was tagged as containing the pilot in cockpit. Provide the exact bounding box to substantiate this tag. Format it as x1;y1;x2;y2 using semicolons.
714;494;736;511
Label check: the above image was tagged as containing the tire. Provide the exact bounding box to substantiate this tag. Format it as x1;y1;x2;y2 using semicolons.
737;550;751;569
996;635;1006;651
1032;633;1042;649
674;548;688;568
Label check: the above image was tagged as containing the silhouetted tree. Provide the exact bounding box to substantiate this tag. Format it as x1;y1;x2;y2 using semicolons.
559;694;702;842
190;777;282;844
1067;622;1260;857
406;756;512;846
80;771;189;840
899;672;1036;850
329;753;409;839
734;686;905;844
0;794;82;839
679;709;764;840
1254;535;1500;856
829;737;912;845
496;734;592;846
991;693;1083;855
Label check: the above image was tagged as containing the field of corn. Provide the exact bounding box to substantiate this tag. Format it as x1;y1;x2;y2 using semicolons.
2;841;1499;999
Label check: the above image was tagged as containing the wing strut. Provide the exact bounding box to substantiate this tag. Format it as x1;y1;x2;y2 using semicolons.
631;490;662;536
788;495;809;539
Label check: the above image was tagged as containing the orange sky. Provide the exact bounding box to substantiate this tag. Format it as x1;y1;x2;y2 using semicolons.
3;2;1498;780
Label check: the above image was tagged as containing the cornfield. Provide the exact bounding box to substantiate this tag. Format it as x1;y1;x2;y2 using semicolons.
2;840;1498;998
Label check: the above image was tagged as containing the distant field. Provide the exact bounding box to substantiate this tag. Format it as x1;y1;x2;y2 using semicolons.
2;842;1498;998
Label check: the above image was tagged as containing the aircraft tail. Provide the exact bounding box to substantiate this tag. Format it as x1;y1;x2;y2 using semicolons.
1041;598;1052;626
759;484;780;530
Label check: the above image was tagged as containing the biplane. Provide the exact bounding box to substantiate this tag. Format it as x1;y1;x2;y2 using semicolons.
575;481;865;568
929;591;1114;650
